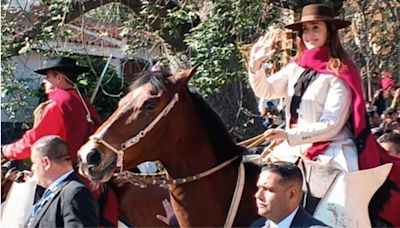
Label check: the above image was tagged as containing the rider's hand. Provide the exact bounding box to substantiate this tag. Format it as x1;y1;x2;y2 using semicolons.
249;29;278;73
264;128;288;141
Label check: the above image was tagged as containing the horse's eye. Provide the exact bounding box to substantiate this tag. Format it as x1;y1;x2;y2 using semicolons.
142;100;157;111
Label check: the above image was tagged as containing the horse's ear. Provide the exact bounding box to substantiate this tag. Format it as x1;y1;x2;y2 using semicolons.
172;67;197;88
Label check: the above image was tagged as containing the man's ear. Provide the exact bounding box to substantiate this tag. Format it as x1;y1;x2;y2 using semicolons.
42;156;51;171
287;186;298;200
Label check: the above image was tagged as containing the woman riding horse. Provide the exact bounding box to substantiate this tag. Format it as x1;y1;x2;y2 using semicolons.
248;4;400;226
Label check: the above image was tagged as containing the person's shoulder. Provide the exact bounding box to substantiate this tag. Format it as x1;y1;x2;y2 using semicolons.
292;207;330;228
49;89;75;103
61;179;94;204
61;173;88;192
250;217;266;228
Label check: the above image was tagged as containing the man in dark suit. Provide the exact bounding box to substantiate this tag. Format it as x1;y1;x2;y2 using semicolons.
26;135;99;227
251;161;328;228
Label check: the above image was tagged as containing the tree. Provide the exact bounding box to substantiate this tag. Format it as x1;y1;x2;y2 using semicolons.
3;0;398;140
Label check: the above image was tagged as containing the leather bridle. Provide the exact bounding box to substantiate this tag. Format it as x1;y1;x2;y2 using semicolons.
89;93;180;172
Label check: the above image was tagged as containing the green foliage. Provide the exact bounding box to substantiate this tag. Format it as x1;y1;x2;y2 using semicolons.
73;55;129;120
185;0;273;95
1;1;128;123
86;2;132;24
0;62;37;127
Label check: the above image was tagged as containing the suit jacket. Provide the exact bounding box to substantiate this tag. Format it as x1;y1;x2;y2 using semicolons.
250;206;329;228
28;172;99;228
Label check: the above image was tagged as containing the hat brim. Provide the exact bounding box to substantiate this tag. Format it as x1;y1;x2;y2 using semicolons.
285;19;351;31
34;65;89;75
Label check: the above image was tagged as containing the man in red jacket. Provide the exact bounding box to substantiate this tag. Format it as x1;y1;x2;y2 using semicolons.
1;56;118;226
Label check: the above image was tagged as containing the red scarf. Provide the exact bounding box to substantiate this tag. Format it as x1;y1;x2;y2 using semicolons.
297;46;400;226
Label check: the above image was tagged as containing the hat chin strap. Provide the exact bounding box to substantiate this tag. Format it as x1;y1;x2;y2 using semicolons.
62;74;94;124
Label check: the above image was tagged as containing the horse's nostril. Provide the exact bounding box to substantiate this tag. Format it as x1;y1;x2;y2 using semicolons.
87;150;101;166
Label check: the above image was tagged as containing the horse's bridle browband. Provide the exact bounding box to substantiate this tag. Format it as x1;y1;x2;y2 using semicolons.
89;93;180;172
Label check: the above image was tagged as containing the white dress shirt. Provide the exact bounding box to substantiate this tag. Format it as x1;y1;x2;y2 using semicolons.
264;207;299;228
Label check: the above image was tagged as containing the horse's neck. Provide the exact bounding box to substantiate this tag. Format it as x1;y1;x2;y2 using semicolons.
167;160;240;227
161;95;240;226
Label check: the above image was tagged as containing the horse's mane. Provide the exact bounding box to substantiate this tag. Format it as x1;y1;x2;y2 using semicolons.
187;88;246;162
130;70;245;163
129;70;171;95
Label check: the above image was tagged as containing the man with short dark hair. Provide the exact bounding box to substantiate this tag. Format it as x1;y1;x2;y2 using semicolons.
26;135;98;227
251;161;327;228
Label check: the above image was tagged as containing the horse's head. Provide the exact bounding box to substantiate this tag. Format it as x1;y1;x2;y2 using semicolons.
78;68;196;182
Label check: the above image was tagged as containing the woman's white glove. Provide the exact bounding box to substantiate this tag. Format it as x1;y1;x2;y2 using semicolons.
249;29;278;72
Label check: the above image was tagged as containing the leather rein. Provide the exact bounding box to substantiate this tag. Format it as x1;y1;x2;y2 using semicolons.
89;93;180;172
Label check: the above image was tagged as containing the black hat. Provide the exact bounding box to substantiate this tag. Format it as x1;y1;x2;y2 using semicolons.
35;56;89;82
285;4;351;31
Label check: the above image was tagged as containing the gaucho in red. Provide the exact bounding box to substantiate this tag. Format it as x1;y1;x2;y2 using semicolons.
3;88;100;164
2;56;119;227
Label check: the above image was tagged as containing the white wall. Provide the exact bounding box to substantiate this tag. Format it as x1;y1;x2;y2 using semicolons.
1;54;43;122
7;0;39;11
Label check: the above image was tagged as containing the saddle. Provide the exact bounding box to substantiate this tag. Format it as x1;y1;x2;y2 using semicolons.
298;158;342;199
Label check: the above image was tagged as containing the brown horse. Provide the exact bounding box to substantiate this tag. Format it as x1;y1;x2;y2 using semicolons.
78;68;261;227
112;181;170;227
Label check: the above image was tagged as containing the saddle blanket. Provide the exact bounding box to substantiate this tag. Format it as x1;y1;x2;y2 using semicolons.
1;179;37;227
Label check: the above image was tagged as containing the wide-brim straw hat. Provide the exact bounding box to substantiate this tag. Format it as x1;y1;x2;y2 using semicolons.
35;56;89;82
285;4;351;31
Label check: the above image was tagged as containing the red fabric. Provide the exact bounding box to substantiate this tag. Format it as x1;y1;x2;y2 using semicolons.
80;176;119;226
379;189;400;226
3;88;101;164
297;46;400;226
381;76;395;91
305;141;331;160
48;89;101;164
3;102;65;160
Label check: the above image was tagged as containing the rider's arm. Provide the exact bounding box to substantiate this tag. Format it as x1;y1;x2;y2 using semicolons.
248;62;295;100
2;102;64;160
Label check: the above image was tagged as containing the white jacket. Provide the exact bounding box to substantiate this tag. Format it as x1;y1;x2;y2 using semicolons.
249;62;358;171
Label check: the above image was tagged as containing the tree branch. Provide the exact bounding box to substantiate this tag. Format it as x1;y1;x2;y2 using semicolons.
5;0;197;56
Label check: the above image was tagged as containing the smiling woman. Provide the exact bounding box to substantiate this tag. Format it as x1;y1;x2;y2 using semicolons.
249;4;358;172
248;3;400;227
300;21;328;50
